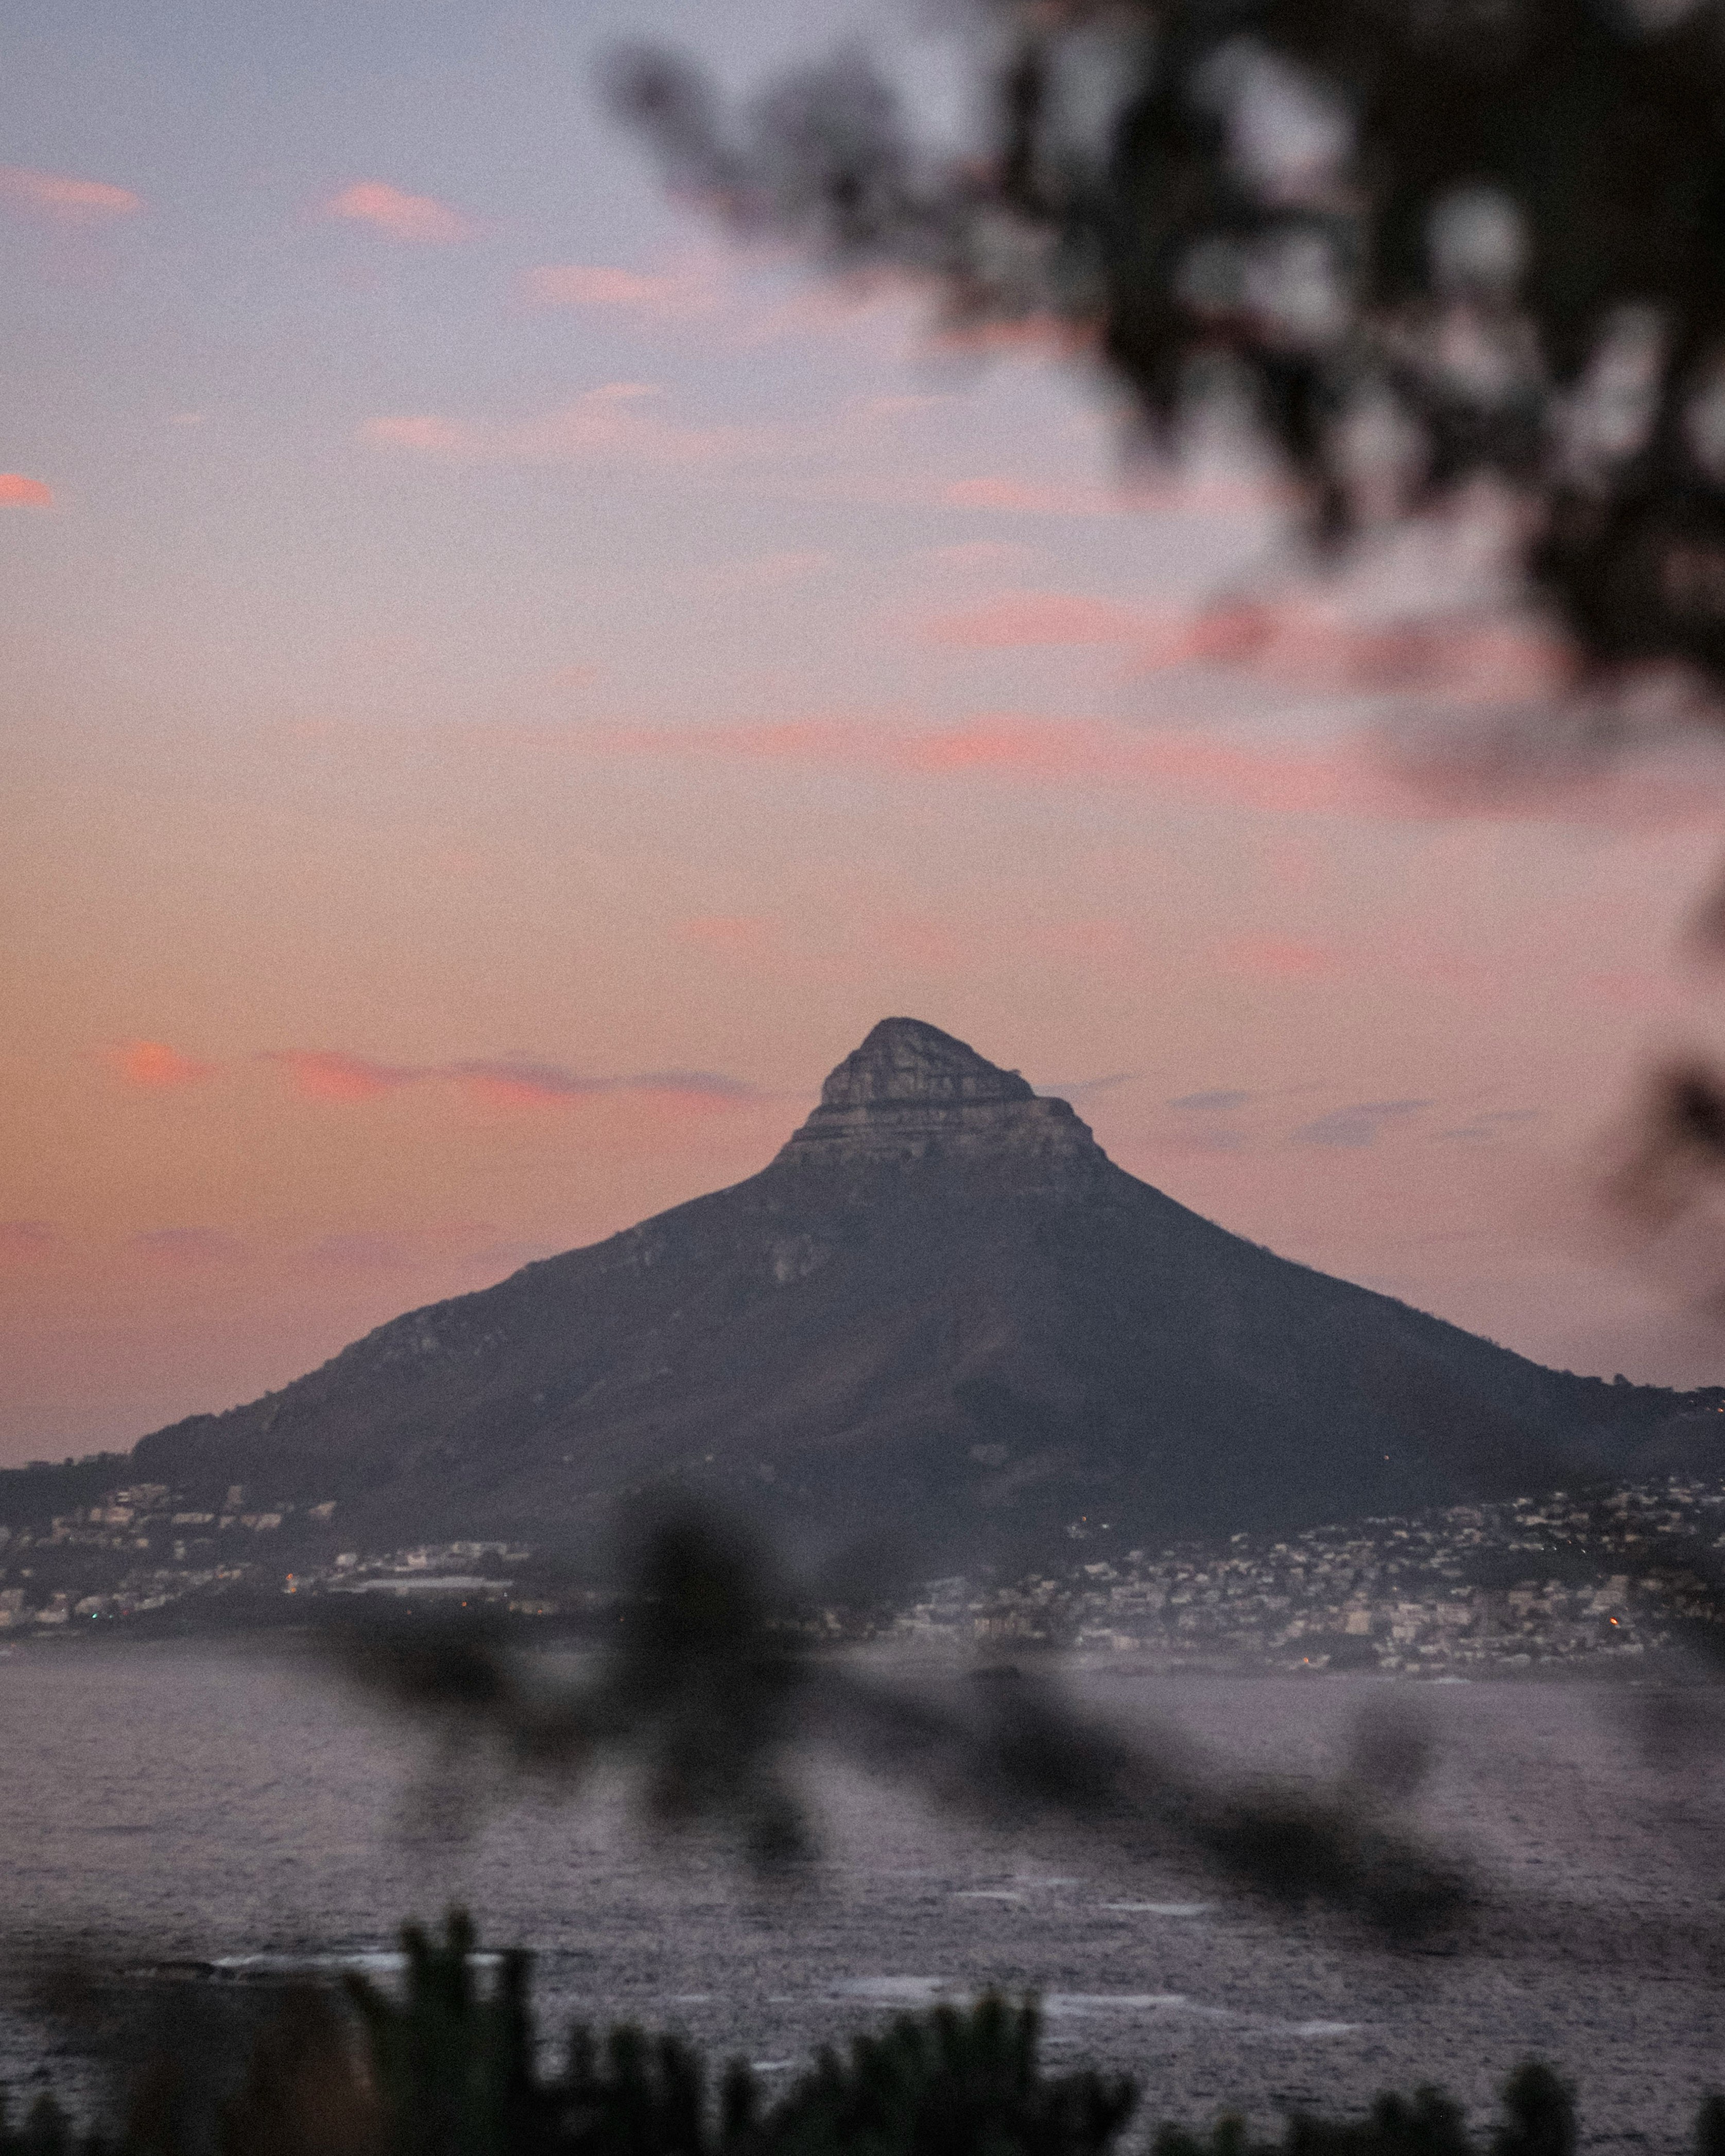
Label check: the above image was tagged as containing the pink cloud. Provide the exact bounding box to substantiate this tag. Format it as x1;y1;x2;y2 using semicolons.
264;1050;422;1103
105;1039;218;1089
447;1059;604;1110
1218;933;1338;980
0;165;141;224
731;272;920;349
361;384;751;470
585;715;1372;813
321;182;476;245
523;261;720;318
938;471;1288;519
926;309;1100;362
0;474;52;508
527;263;669;304
921;591;1153;648
0;1221;56;1261
585;714;1721;830
1131;600;1575;701
942;477;1130;517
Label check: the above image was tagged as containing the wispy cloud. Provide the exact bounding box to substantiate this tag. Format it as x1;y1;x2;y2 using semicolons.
1170;1089;1254;1112
265;1048;764;1112
1438;1108;1544;1142
0;1220;57;1260
0;474;53;508
1218;933;1337;981
105;1039;218;1089
578;714;1720;831
920;591;1152;648
0;165;140;224
1128;598;1573;703
262;1050;421;1103
940;477;1132;517
1290;1100;1434;1148
937;471;1285;518
321;181;477;244
448;1058;762;1110
586;714;1383;812
360;384;753;470
523;260;720;317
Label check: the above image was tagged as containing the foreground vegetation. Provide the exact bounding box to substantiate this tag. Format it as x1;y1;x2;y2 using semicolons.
0;1914;1711;2156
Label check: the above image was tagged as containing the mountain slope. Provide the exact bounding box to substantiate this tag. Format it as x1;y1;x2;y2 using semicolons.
128;1019;1716;1574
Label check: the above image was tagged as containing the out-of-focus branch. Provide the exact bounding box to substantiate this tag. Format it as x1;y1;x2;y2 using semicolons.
328;1518;1469;1940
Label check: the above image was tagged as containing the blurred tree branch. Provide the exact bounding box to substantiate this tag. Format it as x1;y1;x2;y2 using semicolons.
604;0;1725;1257
331;1520;1468;1940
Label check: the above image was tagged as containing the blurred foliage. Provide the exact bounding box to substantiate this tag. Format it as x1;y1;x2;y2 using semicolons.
329;1520;1468;1938
0;1914;1687;2156
1151;2063;1573;2156
608;0;1725;690
606;0;1725;1262
2;1914;1137;2156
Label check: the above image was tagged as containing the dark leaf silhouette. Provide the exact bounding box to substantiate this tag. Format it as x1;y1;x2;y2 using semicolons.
329;1517;1468;1937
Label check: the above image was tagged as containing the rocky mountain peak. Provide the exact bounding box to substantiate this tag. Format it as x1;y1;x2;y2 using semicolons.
820;1017;1037;1109
773;1016;1105;1177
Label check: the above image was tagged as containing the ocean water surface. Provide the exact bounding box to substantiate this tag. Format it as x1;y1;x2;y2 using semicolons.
2;1642;1722;2148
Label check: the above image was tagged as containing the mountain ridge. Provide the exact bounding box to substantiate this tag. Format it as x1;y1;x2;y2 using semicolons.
111;1018;1722;1576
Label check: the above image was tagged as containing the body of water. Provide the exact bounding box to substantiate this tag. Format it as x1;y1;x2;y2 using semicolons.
3;1642;1722;2148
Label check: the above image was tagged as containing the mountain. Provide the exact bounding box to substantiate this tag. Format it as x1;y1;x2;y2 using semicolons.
126;1018;1717;1579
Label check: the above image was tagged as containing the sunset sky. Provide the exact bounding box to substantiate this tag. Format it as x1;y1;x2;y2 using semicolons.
8;0;1725;1465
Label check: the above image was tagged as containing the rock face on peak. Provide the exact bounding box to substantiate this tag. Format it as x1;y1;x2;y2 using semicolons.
774;1018;1100;1179
125;1017;1716;1580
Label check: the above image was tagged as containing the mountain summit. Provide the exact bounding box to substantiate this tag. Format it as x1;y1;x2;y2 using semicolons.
130;1019;1710;1575
774;1017;1099;1179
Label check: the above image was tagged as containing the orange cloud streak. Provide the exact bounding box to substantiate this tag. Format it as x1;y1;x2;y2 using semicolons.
265;1050;421;1103
106;1039;218;1089
0;474;53;507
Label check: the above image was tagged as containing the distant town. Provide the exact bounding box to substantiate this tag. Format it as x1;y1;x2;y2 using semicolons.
3;1470;1724;1672
921;1479;1725;1671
